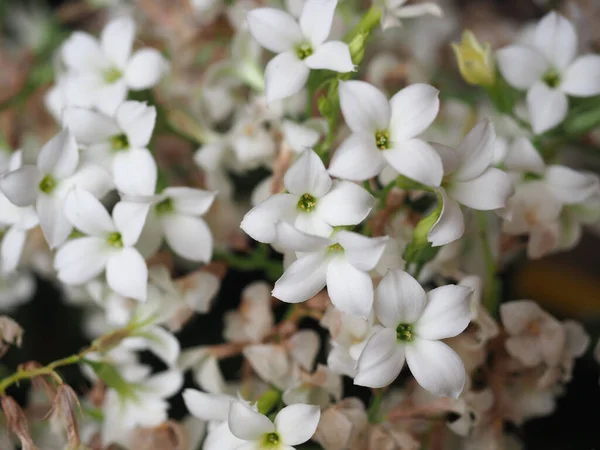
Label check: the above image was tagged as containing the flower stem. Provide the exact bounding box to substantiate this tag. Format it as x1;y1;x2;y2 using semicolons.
477;211;499;315
367;388;387;423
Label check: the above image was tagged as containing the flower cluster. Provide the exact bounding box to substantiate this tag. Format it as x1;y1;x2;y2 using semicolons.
0;1;599;449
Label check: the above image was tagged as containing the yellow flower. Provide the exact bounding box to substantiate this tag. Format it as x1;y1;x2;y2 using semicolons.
451;31;495;87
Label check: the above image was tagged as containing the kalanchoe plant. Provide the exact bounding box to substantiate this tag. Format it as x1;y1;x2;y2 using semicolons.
0;1;599;450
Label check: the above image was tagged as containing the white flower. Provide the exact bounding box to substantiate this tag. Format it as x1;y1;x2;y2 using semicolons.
377;0;443;30
271;222;388;317
247;0;354;103
118;186;216;262
496;11;600;134
60;17;169;115
54;188;148;302
241;149;375;242
0;129;112;248
102;368;183;446
355;269;471;397
227;401;320;450
62;101;157;196
428;119;514;246
0;179;39;272
328;80;442;186
224;281;275;343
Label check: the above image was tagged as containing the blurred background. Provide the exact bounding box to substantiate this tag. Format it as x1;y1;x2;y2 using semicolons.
1;0;600;448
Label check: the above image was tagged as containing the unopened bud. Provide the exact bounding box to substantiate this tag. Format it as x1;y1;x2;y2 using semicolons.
130;421;188;450
49;385;81;449
348;32;368;65
1;396;39;450
451;31;495;87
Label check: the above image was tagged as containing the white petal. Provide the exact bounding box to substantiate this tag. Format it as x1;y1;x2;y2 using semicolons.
504;137;545;174
415;285;471;340
124;49;169;89
275;404;320;445
337;231;388;271
101;17;135;69
112;200;152;246
183;389;233;422
496;46;548;90
144;369;183;398
561;55;600;97
54;237;109;284
162;215;213;262
383;139;443;187
265;52;310;104
317;181;375;226
294;213;333;237
61;32;108;72
0;166;39;207
304;41;354;73
64;188;115;238
354;328;405;388
405;339;465;398
93;80;128;116
106;248;148;301
300;0;336;46
389;84;439;141
115;101;157;148
203;422;246;450
141;325;181;366
228;402;275;440
246;8;302;53
326;258;373;317
338;81;390;134
450;168;513;210
375;269;426;328
454;118;495;181
288;330;320;371
62;107;119;145
526;82;568;135
240;193;297;243
284;149;332;197
534;11;577;71
36;195;73;248
162;187;216;216
272;252;327;303
113;148;157;196
545;165;599;204
282;120;321;152
63;162;114;199
431;143;459;175
428;189;464;247
327;134;386;181
37;129;79;179
1;227;26;272
273;221;330;253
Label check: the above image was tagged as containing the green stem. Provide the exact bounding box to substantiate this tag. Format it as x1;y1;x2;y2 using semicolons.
367;388;386;423
344;5;382;42
213;247;283;281
477;211;498;315
0;82;37;112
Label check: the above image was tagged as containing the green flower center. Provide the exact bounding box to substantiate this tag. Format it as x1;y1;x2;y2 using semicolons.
396;323;414;342
542;69;561;88
297;193;317;212
262;432;280;448
296;42;313;60
107;232;124;248
375;129;390;150
155;197;174;215
104;67;123;84
39;174;57;194
327;243;344;254
523;171;543;182
110;134;129;152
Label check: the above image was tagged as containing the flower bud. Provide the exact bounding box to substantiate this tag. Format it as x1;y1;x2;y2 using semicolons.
1;396;39;450
451;31;495;87
348;32;368;65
